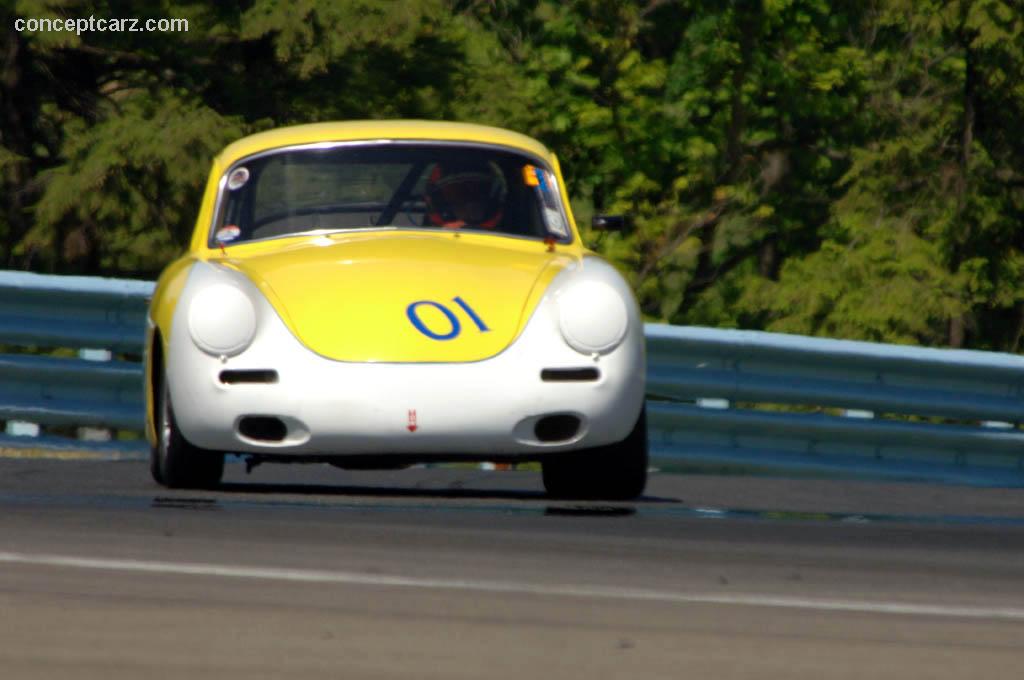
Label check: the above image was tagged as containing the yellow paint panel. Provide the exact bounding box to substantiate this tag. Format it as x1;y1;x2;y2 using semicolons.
150;257;195;337
154;121;587;372
145;257;195;445
217;121;555;171
224;231;576;362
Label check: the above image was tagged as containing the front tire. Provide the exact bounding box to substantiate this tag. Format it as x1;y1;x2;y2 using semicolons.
542;406;648;500
151;362;224;489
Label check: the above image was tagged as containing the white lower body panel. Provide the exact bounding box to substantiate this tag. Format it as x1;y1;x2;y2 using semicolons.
165;267;645;458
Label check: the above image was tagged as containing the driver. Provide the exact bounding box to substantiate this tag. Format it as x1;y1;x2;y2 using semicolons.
424;160;507;229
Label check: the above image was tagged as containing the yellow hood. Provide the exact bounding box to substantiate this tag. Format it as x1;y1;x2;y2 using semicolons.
225;232;573;362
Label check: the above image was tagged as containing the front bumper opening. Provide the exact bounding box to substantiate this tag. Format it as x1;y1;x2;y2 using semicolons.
534;414;581;442
238;415;288;442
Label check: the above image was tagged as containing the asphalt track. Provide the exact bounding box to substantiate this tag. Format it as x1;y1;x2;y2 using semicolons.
2;456;1024;679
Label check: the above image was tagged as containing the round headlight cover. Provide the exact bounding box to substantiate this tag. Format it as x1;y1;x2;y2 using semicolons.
188;284;257;356
557;280;629;354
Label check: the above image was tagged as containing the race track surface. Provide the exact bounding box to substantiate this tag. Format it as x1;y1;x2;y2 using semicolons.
1;457;1023;679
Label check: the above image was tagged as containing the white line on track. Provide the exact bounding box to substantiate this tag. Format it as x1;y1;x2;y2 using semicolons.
2;550;1022;622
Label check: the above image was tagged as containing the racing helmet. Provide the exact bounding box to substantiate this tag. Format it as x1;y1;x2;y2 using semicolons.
424;160;507;229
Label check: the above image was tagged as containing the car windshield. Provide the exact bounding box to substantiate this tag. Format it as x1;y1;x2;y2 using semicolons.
212;143;572;246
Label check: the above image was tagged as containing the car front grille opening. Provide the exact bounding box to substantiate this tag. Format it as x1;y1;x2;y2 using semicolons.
540;368;600;382
534;414;581;443
238;416;287;442
220;369;279;384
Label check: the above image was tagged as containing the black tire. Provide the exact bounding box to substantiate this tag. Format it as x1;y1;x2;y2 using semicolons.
149;440;165;485
542;406;648;500
150;362;224;489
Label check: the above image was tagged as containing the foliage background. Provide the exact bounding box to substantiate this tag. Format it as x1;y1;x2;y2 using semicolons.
2;0;1023;350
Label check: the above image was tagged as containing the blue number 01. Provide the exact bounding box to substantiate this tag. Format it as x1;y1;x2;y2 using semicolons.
407;297;490;341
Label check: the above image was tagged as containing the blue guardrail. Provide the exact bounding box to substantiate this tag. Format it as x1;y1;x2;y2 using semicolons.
2;270;1024;486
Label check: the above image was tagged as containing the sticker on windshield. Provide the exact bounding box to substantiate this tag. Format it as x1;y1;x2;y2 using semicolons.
523;164;541;187
523;165;568;238
227;167;250;191
216;225;241;243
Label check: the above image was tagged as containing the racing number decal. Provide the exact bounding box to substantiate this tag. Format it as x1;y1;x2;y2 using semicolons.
406;296;490;341
406;301;460;340
451;296;490;333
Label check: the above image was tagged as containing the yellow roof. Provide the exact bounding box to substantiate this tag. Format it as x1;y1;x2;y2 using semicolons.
216;120;554;168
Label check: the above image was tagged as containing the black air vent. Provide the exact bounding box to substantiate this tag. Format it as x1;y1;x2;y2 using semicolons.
238;416;287;442
220;369;279;384
534;415;581;442
540;368;600;382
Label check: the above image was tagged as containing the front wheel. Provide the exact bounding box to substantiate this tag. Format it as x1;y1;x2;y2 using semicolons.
151;363;224;489
542;406;648;500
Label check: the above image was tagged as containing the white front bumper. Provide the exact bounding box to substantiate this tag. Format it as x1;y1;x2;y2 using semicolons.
166;263;645;458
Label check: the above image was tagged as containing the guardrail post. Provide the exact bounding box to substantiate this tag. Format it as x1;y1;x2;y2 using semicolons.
5;421;40;438
76;348;114;443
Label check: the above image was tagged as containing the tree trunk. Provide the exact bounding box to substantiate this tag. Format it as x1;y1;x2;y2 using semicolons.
949;316;966;349
948;4;975;349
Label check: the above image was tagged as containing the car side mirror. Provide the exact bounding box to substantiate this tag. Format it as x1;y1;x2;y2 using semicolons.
591;214;631;232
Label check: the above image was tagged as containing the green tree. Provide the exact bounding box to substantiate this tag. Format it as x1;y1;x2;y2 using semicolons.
5;0;1024;353
753;0;1024;349
471;1;870;327
5;0;482;275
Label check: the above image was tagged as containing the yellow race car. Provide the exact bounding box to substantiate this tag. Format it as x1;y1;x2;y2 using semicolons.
145;121;647;498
